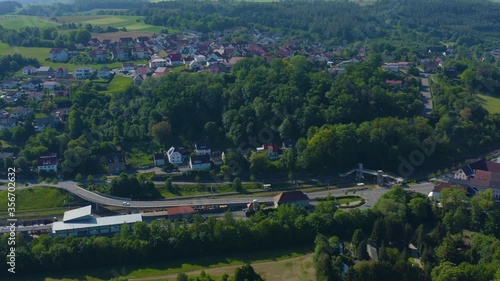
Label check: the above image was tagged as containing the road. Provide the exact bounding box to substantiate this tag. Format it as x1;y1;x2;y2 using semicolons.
420;73;433;116
0;180;434;209
0;182;435;233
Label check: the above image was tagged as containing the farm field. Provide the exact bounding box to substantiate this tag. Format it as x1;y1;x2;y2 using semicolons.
476;94;500;114
55;15;164;33
0;15;59;30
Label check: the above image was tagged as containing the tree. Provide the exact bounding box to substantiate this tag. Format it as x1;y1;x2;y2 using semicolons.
378;241;388;262
75;173;83;181
233;264;265;281
176;272;188;281
357;240;369;260
87;175;94;182
351;229;365;249
68;109;84;138
233;177;242;191
249;151;272;176
75;29;91;44
151;121;172;148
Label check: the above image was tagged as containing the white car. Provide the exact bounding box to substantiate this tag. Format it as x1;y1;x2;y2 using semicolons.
122;202;130;206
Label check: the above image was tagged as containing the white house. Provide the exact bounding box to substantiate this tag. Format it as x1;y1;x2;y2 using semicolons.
42;81;60;91
74;67;93;79
189;155;211;170
37;154;58;173
97;66;113;79
149;58;168;68
49;48;69;62
22;66;37;75
166;147;183;164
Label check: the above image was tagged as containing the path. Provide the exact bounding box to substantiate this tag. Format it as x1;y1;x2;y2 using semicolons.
420;72;433;116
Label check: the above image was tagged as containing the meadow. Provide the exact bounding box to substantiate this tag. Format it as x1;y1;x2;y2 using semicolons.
36;246;312;281
476;94;500;114
0;186;75;211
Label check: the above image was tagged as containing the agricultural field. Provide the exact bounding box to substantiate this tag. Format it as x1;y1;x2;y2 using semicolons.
476;94;500;114
55;15;164;33
0;15;59;30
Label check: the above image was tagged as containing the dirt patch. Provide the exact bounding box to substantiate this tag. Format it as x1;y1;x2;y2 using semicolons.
91;31;155;41
129;254;315;281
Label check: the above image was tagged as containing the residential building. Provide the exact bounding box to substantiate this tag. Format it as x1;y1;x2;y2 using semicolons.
194;55;207;64
107;153;126;174
166;147;183;164
74;67;93;79
153;153;166;166
90;49;108;62
153;67;170;77
42;81;60;91
0;152;14;160
454;159;488;180
49;48;69;62
112;48;130;61
38;153;58;173
132;46;149;59
52;205;142;237
195;141;211;156
168;53;184;66
122;62;135;72
28;91;45;101
22;66;37;75
97;66;113;79
149;58;168;68
133;74;146;85
211;151;223;166
21;80;42;91
2;80;18;89
189;155;211;170
34;117;55;132
9;107;32;119
0;118;16;130
55;67;69;78
273;191;310;208
37;66;54;76
135;66;152;76
428;183;471;201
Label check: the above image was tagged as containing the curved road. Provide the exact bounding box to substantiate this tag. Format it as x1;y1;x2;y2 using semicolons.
0;180;435;209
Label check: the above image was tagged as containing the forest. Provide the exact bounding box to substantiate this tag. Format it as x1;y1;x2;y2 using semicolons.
1;185;500;280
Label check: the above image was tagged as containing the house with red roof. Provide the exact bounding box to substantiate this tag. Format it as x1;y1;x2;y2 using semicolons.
167;206;197;220
273;191;309;208
428;183;470;201
168;53;184;66
49;48;68;62
38;153;58;173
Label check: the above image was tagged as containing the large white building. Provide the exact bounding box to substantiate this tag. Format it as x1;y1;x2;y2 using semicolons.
52;205;142;237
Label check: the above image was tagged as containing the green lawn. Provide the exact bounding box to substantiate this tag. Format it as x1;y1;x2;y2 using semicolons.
0;186;75;211
0;15;59;30
124;141;161;168
476;94;500;114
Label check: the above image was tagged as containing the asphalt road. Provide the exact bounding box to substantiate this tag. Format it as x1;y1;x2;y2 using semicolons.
0;180;435;209
420;72;433;116
0;182;435;233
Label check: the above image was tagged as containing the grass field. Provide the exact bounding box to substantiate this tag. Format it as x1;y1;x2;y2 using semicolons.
476;94;500;114
0;186;75;211
37;246;312;281
0;15;59;30
55;15;164;33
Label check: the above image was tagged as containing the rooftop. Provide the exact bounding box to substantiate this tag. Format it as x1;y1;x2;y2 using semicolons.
63;205;92;222
274;191;309;203
53;213;142;232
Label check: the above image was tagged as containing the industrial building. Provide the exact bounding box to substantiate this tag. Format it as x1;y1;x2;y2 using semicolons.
51;205;142;237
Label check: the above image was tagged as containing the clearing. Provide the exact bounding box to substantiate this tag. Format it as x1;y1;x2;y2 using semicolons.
0;186;75;211
476;94;500;114
131;254;315;281
55;15;164;33
0;15;59;30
